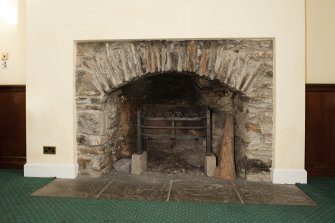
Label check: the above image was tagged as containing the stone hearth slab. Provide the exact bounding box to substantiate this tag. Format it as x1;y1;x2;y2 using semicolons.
98;174;170;201
168;177;239;203
32;173;316;206
233;181;317;206
32;176;111;199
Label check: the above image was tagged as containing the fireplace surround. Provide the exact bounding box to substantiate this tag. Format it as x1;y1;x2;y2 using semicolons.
75;39;273;181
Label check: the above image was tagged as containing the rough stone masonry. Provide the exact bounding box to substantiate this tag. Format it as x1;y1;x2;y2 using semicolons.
75;39;273;181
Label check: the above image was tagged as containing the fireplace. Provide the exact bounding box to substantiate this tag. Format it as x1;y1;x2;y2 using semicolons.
75;39;273;181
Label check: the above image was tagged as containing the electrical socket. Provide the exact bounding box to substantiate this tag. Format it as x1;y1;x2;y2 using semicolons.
1;53;8;61
43;146;56;154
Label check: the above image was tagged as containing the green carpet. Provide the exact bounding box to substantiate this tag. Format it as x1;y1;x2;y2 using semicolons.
0;170;334;223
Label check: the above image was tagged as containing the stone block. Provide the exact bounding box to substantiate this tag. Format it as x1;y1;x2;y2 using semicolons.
205;154;216;177
246;172;271;182
76;134;109;146
77;111;107;135
245;122;262;133
76;70;102;96
77;145;106;155
131;151;147;175
113;158;131;173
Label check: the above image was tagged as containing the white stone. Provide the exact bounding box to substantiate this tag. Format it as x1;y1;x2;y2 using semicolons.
131;151;147;174
113;158;131;173
205;154;216;177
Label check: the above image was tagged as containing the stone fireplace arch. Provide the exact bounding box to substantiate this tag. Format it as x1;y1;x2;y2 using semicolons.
75;39;273;181
76;40;268;96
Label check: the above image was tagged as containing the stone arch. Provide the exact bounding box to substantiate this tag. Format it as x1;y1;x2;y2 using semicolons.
76;40;272;98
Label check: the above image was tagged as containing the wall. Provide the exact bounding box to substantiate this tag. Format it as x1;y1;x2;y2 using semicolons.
306;0;335;83
24;0;306;183
0;0;25;85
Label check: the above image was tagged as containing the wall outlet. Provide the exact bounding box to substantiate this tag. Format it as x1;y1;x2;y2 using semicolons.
43;146;56;154
1;53;8;60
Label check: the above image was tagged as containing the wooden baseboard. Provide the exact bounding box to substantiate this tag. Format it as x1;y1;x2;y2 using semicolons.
306;168;335;177
306;84;335;92
0;156;26;169
0;85;26;92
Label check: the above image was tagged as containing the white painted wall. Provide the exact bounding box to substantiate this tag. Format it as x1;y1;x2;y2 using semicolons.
25;0;306;182
0;0;25;84
306;0;335;83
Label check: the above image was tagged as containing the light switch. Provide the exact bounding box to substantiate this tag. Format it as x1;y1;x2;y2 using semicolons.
1;53;8;60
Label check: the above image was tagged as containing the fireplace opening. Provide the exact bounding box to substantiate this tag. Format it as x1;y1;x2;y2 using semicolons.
105;73;241;175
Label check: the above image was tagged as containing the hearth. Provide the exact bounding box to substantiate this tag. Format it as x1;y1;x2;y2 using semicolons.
75;39;273;181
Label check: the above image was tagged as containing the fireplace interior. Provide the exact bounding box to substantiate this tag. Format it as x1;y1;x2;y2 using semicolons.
117;73;237;175
137;103;211;174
